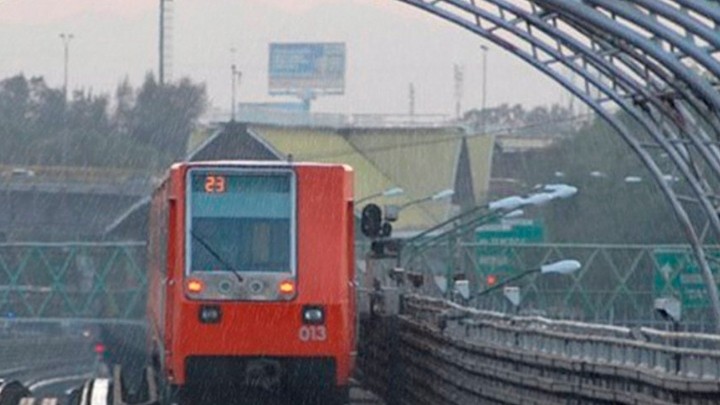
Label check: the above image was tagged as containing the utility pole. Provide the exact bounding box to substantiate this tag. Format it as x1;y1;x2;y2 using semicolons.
59;33;74;100
159;0;173;85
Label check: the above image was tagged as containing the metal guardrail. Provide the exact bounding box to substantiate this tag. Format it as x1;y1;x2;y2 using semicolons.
0;165;154;184
407;295;720;378
0;337;96;373
359;294;720;405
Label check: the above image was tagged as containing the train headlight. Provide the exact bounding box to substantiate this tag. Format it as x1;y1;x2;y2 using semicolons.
302;306;324;324
199;305;221;324
186;278;204;294
279;280;295;295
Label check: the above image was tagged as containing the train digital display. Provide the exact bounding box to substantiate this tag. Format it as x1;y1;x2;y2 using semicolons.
190;172;291;195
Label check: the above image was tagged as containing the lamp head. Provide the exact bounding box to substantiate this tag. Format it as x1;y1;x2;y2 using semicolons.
540;260;581;275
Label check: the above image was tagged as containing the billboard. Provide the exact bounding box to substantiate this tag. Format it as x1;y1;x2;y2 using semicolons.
268;42;346;96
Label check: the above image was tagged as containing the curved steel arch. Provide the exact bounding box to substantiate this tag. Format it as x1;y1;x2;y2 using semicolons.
532;2;720;209
674;0;720;25
581;0;720;93
479;0;720;190
558;0;720;184
397;0;720;329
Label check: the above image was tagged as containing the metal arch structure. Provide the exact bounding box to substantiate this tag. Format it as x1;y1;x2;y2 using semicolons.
397;0;720;330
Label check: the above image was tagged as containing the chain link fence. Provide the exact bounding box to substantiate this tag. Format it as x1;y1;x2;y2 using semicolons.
0;243;146;319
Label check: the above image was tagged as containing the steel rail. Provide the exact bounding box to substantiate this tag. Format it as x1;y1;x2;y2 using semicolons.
399;0;720;330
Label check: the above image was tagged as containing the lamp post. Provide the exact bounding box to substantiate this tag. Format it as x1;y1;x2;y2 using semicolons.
399;189;454;210
402;184;578;268
474;259;581;299
59;33;74;167
231;64;242;122
357;187;404;205
480;44;489;134
59;33;74;100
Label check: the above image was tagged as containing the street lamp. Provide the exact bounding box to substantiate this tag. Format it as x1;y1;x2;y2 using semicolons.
59;33;74;168
486;184;577;212
357;187;404;205
59;33;74;100
480;44;489;135
399;188;454;210
474;259;581;299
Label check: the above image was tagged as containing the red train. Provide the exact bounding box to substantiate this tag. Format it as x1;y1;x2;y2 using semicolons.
146;161;356;404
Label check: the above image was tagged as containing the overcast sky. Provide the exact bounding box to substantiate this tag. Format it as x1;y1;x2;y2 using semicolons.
0;0;569;116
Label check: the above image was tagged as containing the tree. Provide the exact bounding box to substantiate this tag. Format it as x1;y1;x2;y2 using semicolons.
463;103;576;137
129;74;207;160
0;72;207;170
499;114;683;244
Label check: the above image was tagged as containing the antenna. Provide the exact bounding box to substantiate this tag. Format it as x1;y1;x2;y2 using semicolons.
409;83;416;118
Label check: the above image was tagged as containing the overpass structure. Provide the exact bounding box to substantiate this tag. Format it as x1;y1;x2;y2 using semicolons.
0;167;153;242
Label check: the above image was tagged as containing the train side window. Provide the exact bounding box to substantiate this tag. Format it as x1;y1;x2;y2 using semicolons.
159;191;169;275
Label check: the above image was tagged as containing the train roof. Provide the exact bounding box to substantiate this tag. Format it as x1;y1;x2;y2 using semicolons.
172;160;352;170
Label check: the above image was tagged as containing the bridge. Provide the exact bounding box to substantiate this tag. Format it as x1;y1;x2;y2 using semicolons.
0;166;154;242
3;0;720;404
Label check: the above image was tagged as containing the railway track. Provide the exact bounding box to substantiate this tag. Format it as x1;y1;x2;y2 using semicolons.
1;367;384;405
0;335;383;405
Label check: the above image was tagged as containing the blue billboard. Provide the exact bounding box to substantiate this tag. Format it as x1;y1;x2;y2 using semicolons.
268;43;345;95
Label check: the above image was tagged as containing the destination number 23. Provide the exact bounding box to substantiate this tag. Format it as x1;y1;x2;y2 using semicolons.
204;175;226;194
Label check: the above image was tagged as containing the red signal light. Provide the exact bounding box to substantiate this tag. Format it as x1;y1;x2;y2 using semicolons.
94;343;106;355
486;274;498;287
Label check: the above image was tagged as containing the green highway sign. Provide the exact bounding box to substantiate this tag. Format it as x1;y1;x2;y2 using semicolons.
476;219;544;281
653;248;720;309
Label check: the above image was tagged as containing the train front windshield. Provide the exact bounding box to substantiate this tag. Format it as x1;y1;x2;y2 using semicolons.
187;169;295;274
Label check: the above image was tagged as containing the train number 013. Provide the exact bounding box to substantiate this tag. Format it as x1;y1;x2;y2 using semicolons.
298;325;327;342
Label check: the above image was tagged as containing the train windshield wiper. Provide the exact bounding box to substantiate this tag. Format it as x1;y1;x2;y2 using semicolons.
190;230;244;283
